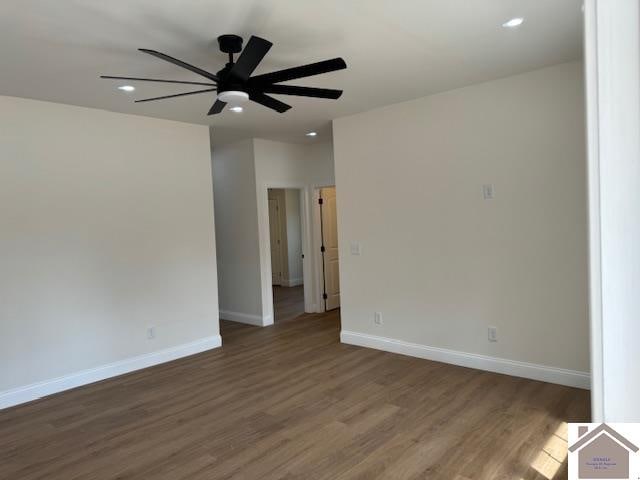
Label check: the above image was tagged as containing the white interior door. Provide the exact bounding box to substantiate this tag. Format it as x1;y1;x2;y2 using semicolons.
321;187;340;310
268;195;283;285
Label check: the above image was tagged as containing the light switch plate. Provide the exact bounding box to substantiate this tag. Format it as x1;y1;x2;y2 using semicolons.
482;184;495;200
488;326;497;342
350;242;361;255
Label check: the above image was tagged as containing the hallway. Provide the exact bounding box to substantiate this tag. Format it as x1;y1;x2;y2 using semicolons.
272;285;305;322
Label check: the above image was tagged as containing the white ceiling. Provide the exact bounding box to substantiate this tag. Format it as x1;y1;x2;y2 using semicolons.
0;0;583;145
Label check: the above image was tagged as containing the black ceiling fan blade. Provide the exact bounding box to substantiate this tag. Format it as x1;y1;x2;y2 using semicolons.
250;57;346;85
100;75;215;87
228;36;273;82
249;91;291;113
134;88;217;103
139;49;219;82
208;99;227;115
260;84;343;99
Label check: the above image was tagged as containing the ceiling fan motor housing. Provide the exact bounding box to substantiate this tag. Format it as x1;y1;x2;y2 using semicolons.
216;35;249;98
215;64;249;98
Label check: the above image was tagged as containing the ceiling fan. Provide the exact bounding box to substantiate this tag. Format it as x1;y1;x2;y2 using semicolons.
101;34;347;115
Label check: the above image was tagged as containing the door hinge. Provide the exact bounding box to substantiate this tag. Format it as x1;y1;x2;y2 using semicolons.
301;254;305;259
323;293;328;300
320;245;325;253
318;198;324;205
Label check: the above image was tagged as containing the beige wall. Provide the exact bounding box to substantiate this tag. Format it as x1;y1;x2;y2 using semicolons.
0;96;220;403
333;62;589;381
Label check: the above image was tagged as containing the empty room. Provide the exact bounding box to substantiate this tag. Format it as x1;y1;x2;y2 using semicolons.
1;1;639;479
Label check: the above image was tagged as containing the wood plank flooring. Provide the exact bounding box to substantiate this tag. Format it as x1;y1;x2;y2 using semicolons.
0;311;589;479
272;285;305;322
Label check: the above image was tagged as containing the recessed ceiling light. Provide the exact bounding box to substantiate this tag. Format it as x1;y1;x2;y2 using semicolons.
117;85;135;92
229;106;243;113
502;17;524;28
306;132;317;137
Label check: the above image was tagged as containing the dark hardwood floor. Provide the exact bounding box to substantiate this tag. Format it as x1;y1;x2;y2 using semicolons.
272;285;305;322
0;310;589;479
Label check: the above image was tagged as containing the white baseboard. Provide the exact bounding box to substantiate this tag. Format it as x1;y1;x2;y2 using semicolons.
0;335;222;411
340;331;590;390
220;310;273;327
282;278;303;287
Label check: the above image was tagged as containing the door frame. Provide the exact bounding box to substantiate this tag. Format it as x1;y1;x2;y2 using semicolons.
313;185;338;313
257;182;316;324
584;0;603;421
584;0;640;422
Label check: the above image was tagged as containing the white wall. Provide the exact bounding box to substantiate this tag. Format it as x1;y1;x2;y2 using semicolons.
333;61;590;388
211;139;264;324
284;189;303;286
585;0;640;421
253;140;335;186
0;96;220;408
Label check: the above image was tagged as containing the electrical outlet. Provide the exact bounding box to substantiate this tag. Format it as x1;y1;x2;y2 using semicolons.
374;312;383;326
147;327;156;340
482;184;495;200
488;326;497;342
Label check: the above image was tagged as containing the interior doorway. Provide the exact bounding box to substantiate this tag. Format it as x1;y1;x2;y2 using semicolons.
267;188;305;322
319;187;340;311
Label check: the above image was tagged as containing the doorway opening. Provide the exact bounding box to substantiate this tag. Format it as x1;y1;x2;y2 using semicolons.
267;188;305;322
318;186;340;311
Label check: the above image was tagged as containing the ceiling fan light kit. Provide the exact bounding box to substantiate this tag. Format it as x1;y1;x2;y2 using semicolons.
101;34;347;116
217;90;249;104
